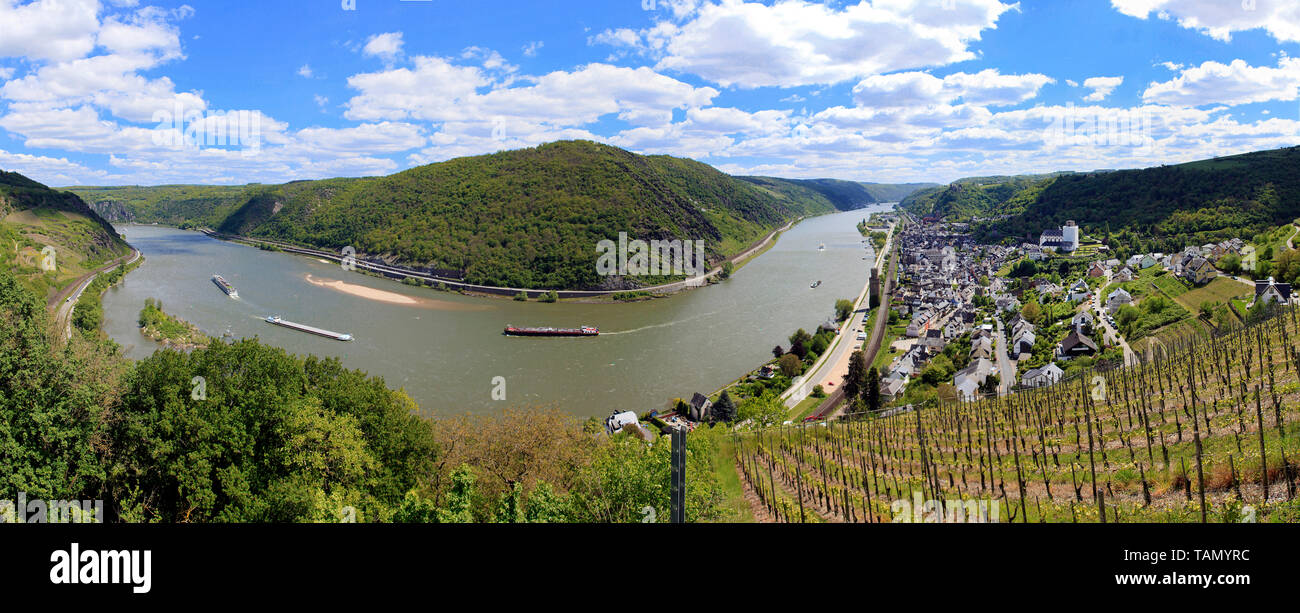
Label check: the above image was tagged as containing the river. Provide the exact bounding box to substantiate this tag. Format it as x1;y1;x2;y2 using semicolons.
101;206;889;418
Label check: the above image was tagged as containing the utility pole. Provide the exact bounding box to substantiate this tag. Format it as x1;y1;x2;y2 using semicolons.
671;426;686;523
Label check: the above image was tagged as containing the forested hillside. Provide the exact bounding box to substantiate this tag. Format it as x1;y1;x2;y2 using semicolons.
215;141;846;289
858;181;942;203
742;177;934;210
900;173;1063;221
901;147;1300;254
984;147;1300;249
68;184;251;227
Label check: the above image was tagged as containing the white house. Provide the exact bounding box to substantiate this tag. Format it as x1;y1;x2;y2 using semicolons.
1021;363;1064;388
1254;277;1293;307
605;411;640;434
1068;280;1091;302
954;357;994;401
1107;288;1132;313
1012;331;1036;357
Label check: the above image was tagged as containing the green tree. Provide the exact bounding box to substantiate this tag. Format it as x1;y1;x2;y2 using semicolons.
106;338;438;522
921;354;955;386
835;298;855;321
738;392;787;428
568;433;723;523
778;353;803;377
1218;253;1242;275
712;390;738;423
1020;300;1041;324
788;328;812;359
0;268;118;504
865;367;881;413
523;481;571;523
843;349;867;400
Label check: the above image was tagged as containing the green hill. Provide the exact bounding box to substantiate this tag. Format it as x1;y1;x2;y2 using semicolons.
978;147;1300;251
900;173;1067;221
899;146;1300;257
62;141;935;291
217;141;854;289
858;181;942;203
1;171;130;300
67;184;252;228
743;177;934;210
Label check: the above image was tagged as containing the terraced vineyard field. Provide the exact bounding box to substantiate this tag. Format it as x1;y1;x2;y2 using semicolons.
734;306;1300;523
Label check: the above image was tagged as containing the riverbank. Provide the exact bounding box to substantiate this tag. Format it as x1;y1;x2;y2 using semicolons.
779;219;896;412
59;248;142;339
199;213;811;303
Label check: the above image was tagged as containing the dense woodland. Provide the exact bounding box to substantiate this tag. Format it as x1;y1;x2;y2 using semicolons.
903;147;1300;253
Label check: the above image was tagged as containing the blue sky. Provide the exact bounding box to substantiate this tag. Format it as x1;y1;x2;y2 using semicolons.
0;0;1298;186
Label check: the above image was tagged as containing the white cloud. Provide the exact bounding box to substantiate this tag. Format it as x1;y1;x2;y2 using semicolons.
0;147;107;185
852;72;946;108
522;41;544;57
0;0;100;62
944;70;1055;106
298;64;313;78
595;0;1018;88
96;8;186;62
292;122;426;156
362;32;404;63
851;69;1052;108
682;106;790;135
345;57;718;130
1112;0;1300;44
1083;76;1124;102
1143;58;1300;107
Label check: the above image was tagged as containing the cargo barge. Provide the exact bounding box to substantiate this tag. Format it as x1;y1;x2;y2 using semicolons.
504;325;599;337
265;315;353;341
212;274;239;299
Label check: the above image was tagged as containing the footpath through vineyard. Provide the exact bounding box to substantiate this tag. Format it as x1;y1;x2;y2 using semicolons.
734;304;1300;523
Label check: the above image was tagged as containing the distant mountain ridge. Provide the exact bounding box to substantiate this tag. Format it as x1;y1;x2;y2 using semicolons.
66;141;933;290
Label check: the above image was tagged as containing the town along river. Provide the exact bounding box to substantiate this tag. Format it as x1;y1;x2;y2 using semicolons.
100;206;886;418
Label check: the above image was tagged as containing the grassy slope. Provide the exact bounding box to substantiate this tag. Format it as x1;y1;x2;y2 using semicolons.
1;171;130;301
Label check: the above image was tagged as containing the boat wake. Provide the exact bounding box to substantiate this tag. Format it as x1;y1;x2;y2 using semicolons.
602;311;719;335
